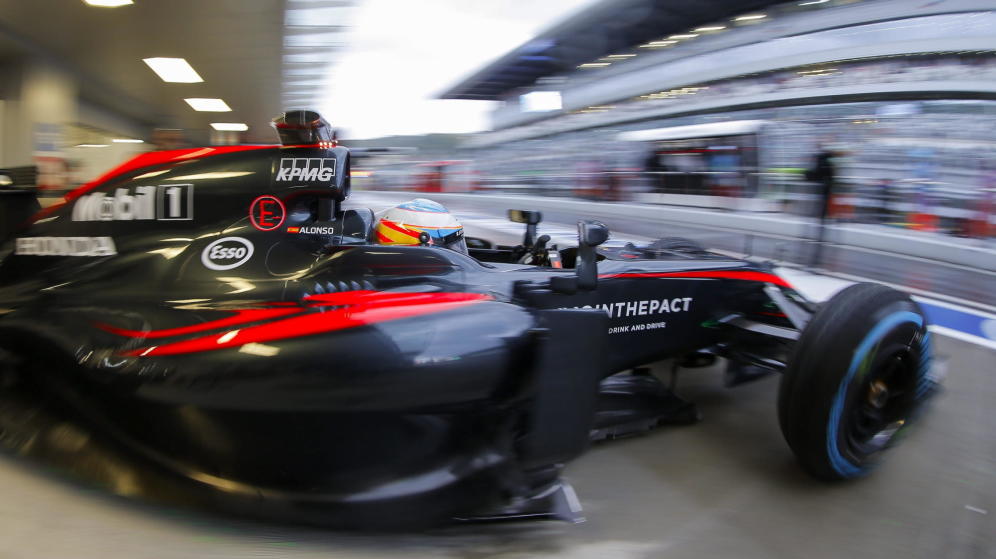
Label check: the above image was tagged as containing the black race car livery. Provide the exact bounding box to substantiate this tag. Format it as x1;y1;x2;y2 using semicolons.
0;112;940;528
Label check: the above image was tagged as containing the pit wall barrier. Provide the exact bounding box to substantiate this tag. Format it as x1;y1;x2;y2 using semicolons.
387;191;996;272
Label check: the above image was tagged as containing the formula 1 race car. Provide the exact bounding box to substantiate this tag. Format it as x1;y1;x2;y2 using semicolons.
0;112;939;529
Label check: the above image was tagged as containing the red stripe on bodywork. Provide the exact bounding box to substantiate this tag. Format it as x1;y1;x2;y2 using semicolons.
25;146;277;225
96;307;304;339
118;291;492;357
64;145;281;203
27;143;329;225
599;270;792;288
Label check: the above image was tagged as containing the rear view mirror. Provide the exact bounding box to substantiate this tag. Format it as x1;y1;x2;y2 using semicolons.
508;209;541;225
576;220;608;291
509;209;543;248
0;172;12;188
579;220;609;247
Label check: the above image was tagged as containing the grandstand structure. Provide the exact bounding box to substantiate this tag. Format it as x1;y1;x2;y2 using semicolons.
440;0;996;232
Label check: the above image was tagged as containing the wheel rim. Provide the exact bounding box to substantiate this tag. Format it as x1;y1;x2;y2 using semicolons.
845;346;917;455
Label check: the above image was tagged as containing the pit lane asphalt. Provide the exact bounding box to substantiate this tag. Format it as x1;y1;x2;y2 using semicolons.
0;335;991;559
0;193;992;558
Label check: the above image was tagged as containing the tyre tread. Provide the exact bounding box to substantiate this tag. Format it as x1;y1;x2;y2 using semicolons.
778;283;923;480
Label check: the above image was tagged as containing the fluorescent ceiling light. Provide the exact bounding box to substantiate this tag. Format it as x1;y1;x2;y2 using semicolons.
83;0;133;6
112;138;144;143
799;0;829;5
668;34;699;39
185;98;232;112
211;123;249;131
143;58;203;83
694;26;727;32
76;144;109;148
734;14;767;21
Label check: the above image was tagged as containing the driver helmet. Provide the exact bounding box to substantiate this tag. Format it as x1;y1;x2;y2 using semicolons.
374;198;467;254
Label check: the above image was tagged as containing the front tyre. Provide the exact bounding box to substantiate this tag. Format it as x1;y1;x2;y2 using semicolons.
778;283;934;480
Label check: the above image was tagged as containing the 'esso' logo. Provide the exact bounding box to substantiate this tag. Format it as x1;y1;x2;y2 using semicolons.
201;237;254;271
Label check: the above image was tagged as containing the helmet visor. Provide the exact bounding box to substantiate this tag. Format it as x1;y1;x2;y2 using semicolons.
438;229;467;254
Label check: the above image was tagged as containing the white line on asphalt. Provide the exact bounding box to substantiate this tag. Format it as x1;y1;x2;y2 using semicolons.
822;270;996;315
708;247;996;316
928;326;996;351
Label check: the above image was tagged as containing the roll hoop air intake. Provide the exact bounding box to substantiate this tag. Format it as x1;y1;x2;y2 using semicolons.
271;110;335;146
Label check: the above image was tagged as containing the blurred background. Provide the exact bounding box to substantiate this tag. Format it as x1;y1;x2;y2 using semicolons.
0;0;993;250
0;1;993;557
1;0;994;248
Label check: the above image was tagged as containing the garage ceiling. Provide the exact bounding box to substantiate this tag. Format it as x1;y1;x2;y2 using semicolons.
0;0;351;143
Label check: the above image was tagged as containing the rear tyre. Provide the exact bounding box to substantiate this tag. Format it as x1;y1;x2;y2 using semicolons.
778;283;933;480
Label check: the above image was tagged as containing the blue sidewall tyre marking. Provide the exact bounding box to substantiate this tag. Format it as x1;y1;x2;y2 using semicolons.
826;311;924;477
